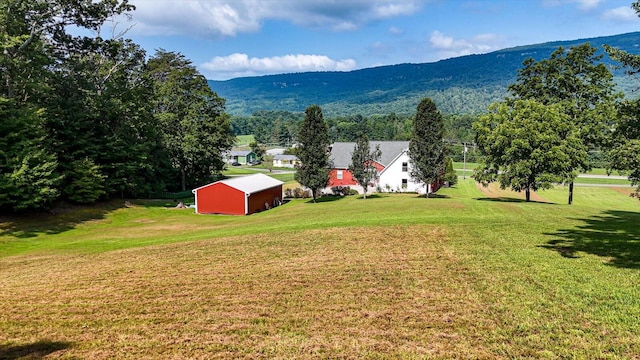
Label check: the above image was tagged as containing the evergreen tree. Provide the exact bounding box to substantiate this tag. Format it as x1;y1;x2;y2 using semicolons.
444;158;458;186
0;99;61;210
349;135;381;199
409;98;445;197
295;105;330;202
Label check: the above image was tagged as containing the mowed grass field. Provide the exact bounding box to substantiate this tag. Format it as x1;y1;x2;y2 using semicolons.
1;179;640;359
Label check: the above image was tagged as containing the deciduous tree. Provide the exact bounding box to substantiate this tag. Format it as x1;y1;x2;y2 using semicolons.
604;1;640;199
474;100;587;202
508;43;620;204
349;135;381;199
146;50;234;191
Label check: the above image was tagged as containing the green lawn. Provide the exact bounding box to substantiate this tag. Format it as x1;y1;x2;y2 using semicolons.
235;134;255;146
1;180;640;358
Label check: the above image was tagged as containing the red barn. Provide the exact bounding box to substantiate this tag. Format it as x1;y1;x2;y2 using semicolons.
192;173;284;215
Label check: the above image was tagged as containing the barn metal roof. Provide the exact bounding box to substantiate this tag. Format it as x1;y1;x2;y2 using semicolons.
192;173;283;195
329;141;410;169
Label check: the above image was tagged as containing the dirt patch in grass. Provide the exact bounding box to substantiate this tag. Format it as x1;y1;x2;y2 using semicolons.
476;182;547;203
608;186;636;197
0;225;496;359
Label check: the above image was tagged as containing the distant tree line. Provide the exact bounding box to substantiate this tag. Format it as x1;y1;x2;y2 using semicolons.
230;111;478;146
0;0;234;211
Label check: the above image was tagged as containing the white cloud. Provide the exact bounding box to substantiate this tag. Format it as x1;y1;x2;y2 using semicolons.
602;6;638;22
201;53;357;80
389;26;404;35
543;0;603;10
128;0;429;37
429;31;504;59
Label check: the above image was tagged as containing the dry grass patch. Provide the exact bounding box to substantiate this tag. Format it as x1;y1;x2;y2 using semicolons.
0;225;497;359
608;186;636;197
476;182;547;203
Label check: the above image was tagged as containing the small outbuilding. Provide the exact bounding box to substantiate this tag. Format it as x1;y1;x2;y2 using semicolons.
192;173;284;215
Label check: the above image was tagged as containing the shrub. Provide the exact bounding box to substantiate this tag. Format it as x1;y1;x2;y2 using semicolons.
285;187;311;199
330;186;355;196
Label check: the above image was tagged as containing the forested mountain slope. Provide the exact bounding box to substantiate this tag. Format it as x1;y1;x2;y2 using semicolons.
208;32;640;117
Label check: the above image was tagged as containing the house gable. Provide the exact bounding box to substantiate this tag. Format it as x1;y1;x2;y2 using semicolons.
379;151;428;194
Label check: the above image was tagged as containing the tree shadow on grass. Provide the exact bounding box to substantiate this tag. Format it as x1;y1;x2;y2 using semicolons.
355;194;388;200
415;193;451;199
306;196;346;203
0;340;71;359
541;210;640;269
0;200;123;238
475;197;555;205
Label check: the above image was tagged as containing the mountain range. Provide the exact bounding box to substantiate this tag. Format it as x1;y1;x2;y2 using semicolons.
208;32;640;117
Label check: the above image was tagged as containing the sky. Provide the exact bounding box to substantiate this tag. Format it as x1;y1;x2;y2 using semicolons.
112;0;640;80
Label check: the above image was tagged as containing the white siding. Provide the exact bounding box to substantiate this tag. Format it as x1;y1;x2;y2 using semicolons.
378;151;427;194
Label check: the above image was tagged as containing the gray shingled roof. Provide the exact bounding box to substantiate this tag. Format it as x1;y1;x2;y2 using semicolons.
273;154;298;161
329;141;410;169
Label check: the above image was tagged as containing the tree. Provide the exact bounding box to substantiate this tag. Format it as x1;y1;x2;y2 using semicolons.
263;154;274;173
348;135;381;199
295;105;330;202
444;158;458;186
604;1;640;199
0;99;61;210
508;43;620;204
607;90;640;199
47;36;169;200
473;100;587;202
409;98;445;197
146;50;234;191
249;141;265;161
0;0;134;209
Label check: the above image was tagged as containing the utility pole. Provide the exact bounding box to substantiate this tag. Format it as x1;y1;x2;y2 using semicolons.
463;142;468;179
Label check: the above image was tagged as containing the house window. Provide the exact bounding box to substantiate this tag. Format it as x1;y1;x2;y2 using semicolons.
402;179;408;189
337;170;343;180
402;162;408;172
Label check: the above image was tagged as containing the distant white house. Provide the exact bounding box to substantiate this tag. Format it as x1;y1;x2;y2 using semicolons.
327;141;435;195
272;154;300;168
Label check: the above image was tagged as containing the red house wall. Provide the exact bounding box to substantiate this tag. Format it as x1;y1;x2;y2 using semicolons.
195;183;245;215
328;169;358;187
247;185;283;214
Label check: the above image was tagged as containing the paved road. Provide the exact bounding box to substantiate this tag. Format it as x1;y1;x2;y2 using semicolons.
576;174;627;180
456;169;628;180
455;169;632;187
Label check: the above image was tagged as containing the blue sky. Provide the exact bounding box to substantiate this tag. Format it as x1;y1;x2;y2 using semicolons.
117;0;640;80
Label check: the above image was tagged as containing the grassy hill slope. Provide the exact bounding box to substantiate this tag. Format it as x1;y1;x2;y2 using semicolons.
209;32;640;117
1;180;640;358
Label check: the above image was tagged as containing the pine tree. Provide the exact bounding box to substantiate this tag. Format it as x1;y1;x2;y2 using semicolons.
349;135;381;199
295;105;330;202
409;98;444;197
444;158;458;186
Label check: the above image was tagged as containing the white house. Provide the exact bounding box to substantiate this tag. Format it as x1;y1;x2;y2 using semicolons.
378;150;429;194
327;141;434;195
272;154;300;168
